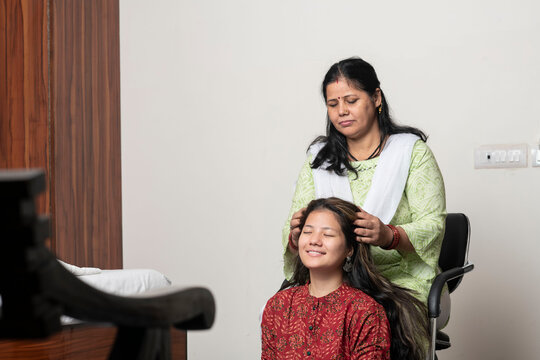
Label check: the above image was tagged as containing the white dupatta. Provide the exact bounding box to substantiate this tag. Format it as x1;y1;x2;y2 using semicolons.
309;133;419;224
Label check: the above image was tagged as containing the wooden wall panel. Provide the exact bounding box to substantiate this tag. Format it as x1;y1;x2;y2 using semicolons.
0;0;122;269
0;0;50;220
50;0;122;268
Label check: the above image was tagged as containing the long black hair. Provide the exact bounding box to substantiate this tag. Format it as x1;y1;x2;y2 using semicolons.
281;198;429;360
311;57;427;176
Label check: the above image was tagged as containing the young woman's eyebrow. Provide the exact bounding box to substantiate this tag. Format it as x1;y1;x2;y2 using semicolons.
303;224;337;231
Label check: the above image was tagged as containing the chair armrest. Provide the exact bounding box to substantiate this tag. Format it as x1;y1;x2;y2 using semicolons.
428;263;474;318
47;254;216;331
1;245;215;338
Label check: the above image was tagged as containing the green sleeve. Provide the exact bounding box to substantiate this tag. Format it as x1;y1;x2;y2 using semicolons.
282;155;316;279
399;141;447;280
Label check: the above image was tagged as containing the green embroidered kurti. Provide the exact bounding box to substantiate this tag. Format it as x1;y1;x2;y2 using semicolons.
282;140;447;303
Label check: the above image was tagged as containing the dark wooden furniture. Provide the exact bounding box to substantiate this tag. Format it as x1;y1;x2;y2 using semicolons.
0;325;187;360
0;170;215;359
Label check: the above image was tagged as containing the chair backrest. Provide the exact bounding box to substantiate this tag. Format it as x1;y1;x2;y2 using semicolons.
439;213;471;293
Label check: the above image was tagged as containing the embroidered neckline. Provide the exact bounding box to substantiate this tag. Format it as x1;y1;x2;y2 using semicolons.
304;283;347;302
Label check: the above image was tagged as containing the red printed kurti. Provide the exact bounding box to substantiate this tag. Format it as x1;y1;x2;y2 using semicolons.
261;283;391;360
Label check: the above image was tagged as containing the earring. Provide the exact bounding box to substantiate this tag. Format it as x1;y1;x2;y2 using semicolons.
378;105;382;114
343;256;353;272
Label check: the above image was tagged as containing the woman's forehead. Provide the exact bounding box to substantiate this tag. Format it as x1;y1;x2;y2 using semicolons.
326;80;366;97
305;209;341;228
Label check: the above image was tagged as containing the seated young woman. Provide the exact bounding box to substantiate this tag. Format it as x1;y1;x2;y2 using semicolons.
261;198;428;360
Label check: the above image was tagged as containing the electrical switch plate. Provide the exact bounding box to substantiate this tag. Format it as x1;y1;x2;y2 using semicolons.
474;144;528;169
532;148;540;167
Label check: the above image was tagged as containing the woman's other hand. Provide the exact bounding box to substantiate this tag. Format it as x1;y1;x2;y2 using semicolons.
354;209;415;252
289;208;306;250
353;208;394;248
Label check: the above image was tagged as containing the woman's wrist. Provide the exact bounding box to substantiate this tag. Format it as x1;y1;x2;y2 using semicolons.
288;232;298;252
381;224;400;250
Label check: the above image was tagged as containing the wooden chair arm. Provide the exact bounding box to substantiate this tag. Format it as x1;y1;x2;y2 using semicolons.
0;169;215;360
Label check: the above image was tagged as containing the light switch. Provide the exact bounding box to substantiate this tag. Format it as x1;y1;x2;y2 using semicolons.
532;148;540;168
474;144;528;169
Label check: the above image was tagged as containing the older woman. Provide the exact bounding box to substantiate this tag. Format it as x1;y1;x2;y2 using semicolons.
283;57;447;320
263;198;428;360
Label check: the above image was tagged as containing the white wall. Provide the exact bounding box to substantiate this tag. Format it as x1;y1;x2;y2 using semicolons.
120;1;540;358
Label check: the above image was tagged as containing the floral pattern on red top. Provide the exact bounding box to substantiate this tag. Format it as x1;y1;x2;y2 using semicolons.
261;283;391;360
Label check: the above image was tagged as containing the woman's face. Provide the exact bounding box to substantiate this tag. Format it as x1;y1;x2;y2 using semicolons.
298;209;352;275
325;78;381;141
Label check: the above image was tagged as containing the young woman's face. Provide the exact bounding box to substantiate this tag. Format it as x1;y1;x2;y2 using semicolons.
325;78;381;141
298;209;351;275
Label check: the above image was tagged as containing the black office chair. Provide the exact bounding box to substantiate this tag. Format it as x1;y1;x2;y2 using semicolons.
427;213;474;360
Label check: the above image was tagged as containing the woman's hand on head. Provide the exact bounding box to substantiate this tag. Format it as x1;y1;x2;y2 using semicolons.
353;208;394;248
289;208;306;250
